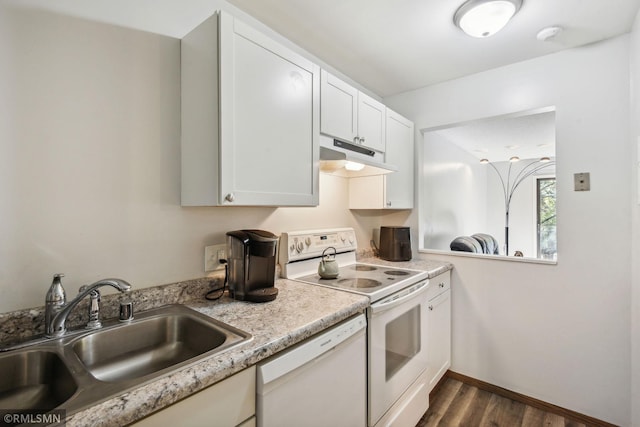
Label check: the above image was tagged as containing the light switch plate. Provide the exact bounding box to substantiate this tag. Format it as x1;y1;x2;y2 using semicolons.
204;244;227;272
574;172;590;191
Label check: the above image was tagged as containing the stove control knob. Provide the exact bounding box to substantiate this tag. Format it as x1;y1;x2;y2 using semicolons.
305;237;311;246
296;240;304;253
339;234;346;243
348;234;354;244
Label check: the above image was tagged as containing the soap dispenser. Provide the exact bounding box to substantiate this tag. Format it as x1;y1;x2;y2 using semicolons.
45;273;66;329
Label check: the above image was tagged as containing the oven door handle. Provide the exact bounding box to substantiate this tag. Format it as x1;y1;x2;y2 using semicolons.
370;280;429;315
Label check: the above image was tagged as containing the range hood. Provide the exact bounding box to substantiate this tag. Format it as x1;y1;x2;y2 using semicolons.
319;136;397;177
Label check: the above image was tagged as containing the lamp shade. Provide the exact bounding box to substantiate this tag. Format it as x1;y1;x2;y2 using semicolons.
454;0;523;38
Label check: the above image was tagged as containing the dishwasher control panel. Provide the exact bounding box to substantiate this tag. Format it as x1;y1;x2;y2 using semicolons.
257;313;366;384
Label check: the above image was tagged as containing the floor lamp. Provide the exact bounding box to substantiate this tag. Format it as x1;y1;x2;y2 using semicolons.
480;156;555;256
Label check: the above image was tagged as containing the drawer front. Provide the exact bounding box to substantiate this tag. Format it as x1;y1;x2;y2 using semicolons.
426;271;451;301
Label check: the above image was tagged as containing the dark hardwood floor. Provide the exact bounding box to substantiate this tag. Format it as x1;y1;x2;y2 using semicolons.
416;378;591;427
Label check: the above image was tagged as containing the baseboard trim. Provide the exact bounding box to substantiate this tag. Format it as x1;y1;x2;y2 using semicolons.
443;370;618;427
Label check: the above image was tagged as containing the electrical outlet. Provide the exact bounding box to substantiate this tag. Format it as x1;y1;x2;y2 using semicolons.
204;244;227;272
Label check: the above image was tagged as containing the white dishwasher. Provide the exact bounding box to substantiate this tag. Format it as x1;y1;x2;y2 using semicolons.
256;313;367;427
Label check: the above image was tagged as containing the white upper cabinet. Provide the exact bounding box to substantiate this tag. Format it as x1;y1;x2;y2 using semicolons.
384;109;414;208
320;71;358;142
357;92;386;153
349;108;414;209
181;12;320;207
320;70;386;153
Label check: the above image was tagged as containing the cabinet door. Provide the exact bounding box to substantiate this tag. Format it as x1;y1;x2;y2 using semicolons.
357;92;386;153
181;14;221;206
219;12;319;206
426;274;451;392
347;110;414;210
132;366;256;427
320;70;358;143
384;109;414;209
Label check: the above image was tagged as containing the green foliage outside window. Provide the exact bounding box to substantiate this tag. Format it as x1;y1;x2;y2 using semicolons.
538;178;556;259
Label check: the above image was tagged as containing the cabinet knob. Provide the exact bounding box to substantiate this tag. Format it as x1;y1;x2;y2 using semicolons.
225;193;235;202
353;136;360;144
360;137;365;144
428;305;434;311
439;282;445;288
386;201;392;207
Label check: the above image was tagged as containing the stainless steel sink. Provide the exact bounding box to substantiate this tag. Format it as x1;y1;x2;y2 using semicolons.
0;350;77;411
0;304;251;418
72;307;246;382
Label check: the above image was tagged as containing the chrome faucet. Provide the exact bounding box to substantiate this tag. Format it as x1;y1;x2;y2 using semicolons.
45;273;132;337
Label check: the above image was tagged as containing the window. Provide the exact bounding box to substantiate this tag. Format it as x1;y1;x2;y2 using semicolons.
537;177;556;260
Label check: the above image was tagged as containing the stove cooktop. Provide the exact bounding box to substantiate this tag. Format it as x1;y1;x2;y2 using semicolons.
295;262;428;302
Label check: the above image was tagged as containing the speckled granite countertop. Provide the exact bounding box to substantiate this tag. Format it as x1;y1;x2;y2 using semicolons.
63;279;369;426
0;257;451;426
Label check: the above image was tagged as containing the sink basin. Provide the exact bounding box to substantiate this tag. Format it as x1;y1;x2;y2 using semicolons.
0;350;77;410
0;304;251;418
71;306;249;382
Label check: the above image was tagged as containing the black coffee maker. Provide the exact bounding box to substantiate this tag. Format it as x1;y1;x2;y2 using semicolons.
226;229;279;303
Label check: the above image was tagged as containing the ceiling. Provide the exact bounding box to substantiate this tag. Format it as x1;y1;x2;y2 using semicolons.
7;0;640;97
428;109;556;163
228;0;640;97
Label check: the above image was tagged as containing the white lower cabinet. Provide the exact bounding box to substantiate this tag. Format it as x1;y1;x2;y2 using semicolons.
348;109;414;209
426;271;451;392
132;366;256;427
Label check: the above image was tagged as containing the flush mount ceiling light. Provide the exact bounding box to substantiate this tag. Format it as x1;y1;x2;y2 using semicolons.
454;0;523;38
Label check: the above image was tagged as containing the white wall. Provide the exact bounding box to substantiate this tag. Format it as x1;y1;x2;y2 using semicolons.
630;9;640;427
386;37;631;425
422;131;487;250
0;4;407;314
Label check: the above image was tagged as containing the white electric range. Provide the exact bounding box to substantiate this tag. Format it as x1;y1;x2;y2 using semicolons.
280;227;427;300
280;228;432;427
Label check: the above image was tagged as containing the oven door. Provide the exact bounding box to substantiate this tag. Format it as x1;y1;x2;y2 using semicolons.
368;279;430;426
